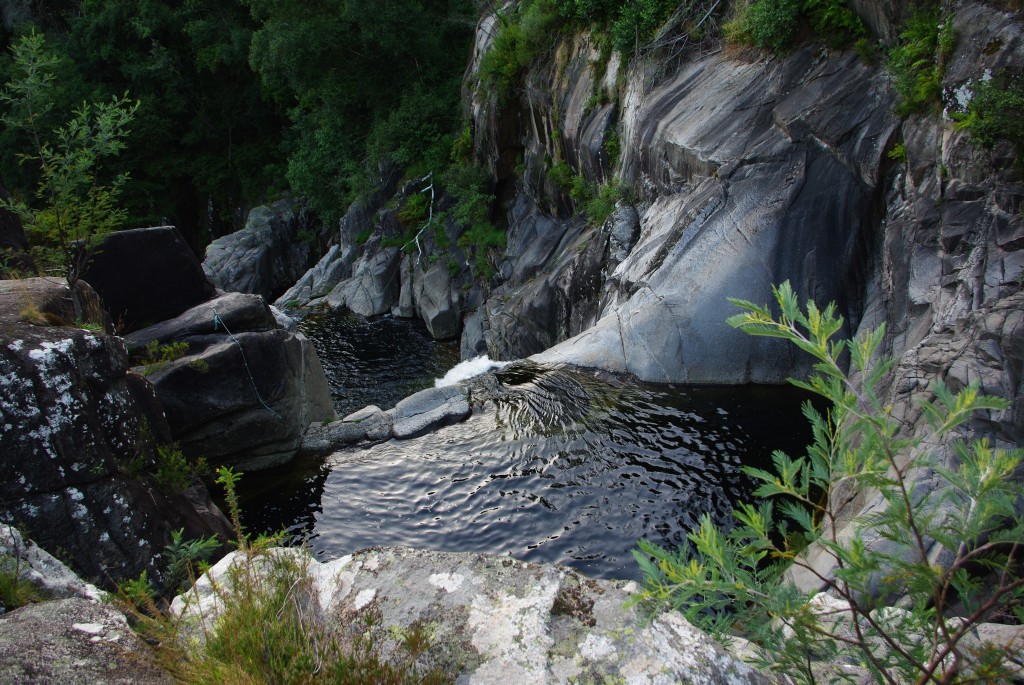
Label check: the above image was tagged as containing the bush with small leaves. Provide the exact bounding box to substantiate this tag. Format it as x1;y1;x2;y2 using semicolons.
634;282;1024;685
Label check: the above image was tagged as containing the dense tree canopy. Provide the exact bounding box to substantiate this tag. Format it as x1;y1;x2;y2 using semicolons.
1;0;476;246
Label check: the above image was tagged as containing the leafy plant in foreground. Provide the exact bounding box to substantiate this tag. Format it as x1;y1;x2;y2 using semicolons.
634;281;1024;684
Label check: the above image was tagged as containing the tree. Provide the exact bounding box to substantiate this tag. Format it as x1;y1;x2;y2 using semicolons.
0;31;137;318
635;282;1024;684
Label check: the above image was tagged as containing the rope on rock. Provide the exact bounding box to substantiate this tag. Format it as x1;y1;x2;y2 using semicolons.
212;307;282;420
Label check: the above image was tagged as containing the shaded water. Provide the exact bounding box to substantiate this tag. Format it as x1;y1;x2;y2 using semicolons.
241;313;813;580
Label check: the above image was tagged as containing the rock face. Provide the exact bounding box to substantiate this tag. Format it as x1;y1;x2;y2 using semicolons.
203;199;318;302
174;546;771;685
124;291;337;470
0;278;231;588
0;598;173;684
81;225;216;332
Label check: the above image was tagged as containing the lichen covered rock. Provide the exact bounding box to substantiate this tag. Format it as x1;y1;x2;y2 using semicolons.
174;546;771;685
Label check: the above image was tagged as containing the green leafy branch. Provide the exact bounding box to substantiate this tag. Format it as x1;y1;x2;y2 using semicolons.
635;281;1024;684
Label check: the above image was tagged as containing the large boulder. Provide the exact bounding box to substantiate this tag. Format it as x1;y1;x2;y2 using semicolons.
124;292;337;470
324;242;402;317
203;199;318;302
174;546;772;685
0;598;172;684
81;225;216;332
0;278;231;588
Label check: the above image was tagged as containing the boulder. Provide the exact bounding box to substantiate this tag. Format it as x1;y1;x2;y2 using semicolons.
0;278;231;588
414;262;461;340
0;525;102;606
0;598;172;684
203;199;317;302
391;385;470;439
80;226;215;332
324;243;402;317
274;243;349;308
126;292;337;471
173;546;772;685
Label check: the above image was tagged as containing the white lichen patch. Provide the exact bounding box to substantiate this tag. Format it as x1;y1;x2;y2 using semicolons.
8;339;24;351
428;572;465;593
466;577;560;682
353;588;377;610
579;633;617;661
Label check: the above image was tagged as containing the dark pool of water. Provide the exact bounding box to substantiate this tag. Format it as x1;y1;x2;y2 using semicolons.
239;312;815;580
298;309;460;417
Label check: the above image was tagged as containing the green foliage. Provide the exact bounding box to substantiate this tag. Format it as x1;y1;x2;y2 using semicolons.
244;0;473;222
442;164;502;279
0;553;39;610
397;192;430;228
954;73;1024;156
479;0;563;103
153;443;207;493
725;0;863;53
163;528;220;592
583;179;632;226
553;0;678;55
888;6;949;115
746;0;801;53
634;282;1024;684
137;340;190;375
0;31;137;309
549;159;632;225
887;142;907;162
117;570;156;607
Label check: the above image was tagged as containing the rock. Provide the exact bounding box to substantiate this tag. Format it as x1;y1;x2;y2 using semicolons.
391;385;471;439
127;293;336;470
0;278;231;588
414;262;461;340
203;199;317;302
299;405;395;456
123;291;278;354
80;226;216;332
324;243;402;317
0;525;102;604
0;598;172;684
0;184;33;277
125;292;336;470
274;243;349;309
173;546;772;685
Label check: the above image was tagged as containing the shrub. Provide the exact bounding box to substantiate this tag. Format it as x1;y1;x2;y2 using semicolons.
746;0;802;53
634;282;1024;684
153;443;206;493
888;6;948;115
955;73;1024;156
479;0;563;103
163;528;220;593
137;340;190;376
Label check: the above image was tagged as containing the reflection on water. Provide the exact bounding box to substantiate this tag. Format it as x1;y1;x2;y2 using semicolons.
240;349;814;580
299;309;459;417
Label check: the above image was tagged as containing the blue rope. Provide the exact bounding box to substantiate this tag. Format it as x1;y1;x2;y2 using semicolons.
213;307;282;420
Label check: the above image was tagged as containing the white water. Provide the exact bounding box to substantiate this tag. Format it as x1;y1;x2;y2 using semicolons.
434;355;511;387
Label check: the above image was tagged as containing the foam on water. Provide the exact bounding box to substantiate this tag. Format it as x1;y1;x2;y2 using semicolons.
435;355;511;387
